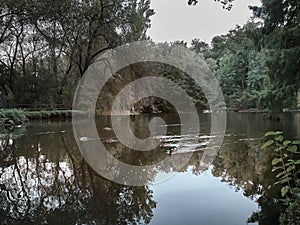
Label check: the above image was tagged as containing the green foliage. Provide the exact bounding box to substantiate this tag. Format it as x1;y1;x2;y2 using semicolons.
0;0;297;115
208;22;270;110
142;42;209;111
194;1;300;113
0;109;26;121
262;131;300;224
0;0;154;109
25;110;74;120
251;0;300;113
190;38;210;58
0;109;78;125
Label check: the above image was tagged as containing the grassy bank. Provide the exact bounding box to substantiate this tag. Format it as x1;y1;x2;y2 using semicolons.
0;109;27;124
0;109;74;129
25;110;73;120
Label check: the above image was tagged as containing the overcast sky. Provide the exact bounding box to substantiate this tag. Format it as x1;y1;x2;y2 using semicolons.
147;0;261;44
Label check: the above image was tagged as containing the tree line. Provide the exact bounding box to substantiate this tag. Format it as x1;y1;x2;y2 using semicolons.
188;0;299;117
0;0;299;117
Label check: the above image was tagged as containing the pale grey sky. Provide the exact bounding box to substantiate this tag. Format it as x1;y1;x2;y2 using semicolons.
147;0;261;43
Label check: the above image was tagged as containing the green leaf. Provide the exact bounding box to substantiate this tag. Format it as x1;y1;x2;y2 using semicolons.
286;165;295;173
274;181;281;185
295;160;300;165
261;140;274;149
283;140;291;146
265;131;277;136
281;186;290;197
271;166;283;172
279;173;290;180
272;158;281;166
274;147;282;152
276;171;286;178
265;131;283;137
280;177;291;184
275;135;284;142
292;140;300;145
285;162;293;166
290;188;300;196
287;145;297;153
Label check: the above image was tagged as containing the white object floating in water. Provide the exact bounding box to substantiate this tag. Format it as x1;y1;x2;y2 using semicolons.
103;127;112;131
79;137;90;142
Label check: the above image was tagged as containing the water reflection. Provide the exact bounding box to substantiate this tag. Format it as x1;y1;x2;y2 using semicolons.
0;113;299;224
0;126;156;225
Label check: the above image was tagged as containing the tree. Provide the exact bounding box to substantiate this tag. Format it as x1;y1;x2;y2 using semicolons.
0;0;154;108
206;22;269;110
188;0;234;10
251;0;300;117
190;38;210;58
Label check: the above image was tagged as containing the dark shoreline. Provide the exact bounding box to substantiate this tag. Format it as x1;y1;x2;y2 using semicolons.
1;108;299;130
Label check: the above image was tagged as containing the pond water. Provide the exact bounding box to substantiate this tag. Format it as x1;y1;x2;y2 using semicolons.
0;112;299;225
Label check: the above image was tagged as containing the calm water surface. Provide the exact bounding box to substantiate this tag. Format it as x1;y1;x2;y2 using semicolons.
0;112;299;225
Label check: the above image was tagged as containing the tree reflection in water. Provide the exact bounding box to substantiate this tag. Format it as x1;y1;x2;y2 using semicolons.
1;113;298;225
211;137;282;225
0;128;156;225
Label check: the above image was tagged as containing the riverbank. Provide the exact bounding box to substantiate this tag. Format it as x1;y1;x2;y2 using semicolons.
0;109;27;129
0;109;74;130
1;108;299;130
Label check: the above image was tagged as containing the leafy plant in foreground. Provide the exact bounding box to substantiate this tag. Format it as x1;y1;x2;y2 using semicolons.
262;131;300;224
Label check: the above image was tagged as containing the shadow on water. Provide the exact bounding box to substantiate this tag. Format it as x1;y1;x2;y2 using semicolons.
0;112;299;225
